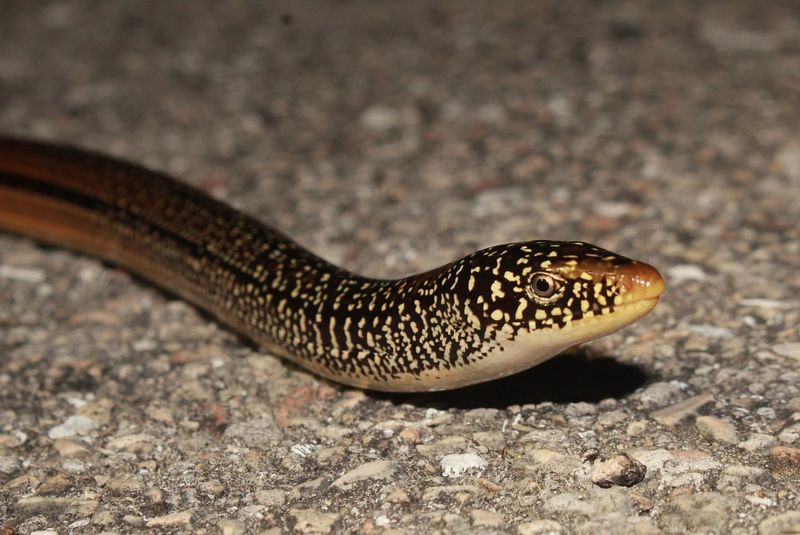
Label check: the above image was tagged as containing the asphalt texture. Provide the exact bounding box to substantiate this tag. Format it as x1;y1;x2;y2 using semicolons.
1;1;800;534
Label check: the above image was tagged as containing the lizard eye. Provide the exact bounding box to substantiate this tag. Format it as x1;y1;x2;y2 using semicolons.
528;273;562;301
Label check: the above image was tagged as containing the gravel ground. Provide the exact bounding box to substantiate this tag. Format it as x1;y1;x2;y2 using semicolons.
1;1;800;534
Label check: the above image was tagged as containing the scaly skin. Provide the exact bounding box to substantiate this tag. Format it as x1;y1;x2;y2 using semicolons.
0;137;664;391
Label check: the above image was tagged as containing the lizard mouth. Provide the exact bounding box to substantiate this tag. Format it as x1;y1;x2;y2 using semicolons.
562;260;664;343
571;258;665;304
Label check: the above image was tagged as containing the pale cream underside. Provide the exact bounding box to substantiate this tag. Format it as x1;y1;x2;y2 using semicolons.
292;297;660;392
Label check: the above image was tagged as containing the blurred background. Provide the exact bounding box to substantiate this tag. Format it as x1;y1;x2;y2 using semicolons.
2;1;797;279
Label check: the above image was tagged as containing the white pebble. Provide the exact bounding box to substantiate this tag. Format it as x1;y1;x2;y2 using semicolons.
594;201;632;218
441;453;488;478
132;339;158;352
48;415;98;439
360;105;402;131
667;264;707;282
290;444;318;458
62;459;88;473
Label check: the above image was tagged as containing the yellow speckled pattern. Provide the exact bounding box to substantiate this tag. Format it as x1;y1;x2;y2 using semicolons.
0;137;664;391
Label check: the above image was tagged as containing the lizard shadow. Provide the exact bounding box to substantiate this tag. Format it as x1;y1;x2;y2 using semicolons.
373;349;654;410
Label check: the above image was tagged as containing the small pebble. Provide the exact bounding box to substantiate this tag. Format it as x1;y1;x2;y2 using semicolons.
239;505;266;518
651;393;715;427
105;478;144;495
0;264;46;283
106;433;155;453
695;416;738;443
667;265;706;282
384;488;410;504
739;298;793;309
145;510;193;527
440;453;488;478
38;473;74;494
772;343;800;360
92;510;117;526
470;509;504;528
416;436;467;458
595;410;628;431
332;460;397;489
16;497;99;516
778;423;800;444
687;325;734;339
637;381;687;410
256;489;286;507
399;427;420;443
666;449;721;473
591;454;647;488
0;455;21;481
48;416;98;439
517;519;564;534
472;431;506;451
217;519;246;535
123;515;145;527
627;420;649;436
776;141;800;178
290;443;318;457
53;438;91;458
739;433;777;452
291;509;339;534
199;479;225;498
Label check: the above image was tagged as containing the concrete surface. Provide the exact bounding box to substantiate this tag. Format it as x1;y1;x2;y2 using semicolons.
1;1;799;533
